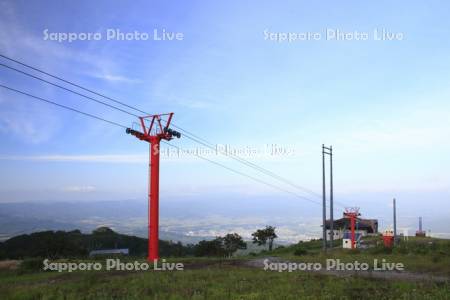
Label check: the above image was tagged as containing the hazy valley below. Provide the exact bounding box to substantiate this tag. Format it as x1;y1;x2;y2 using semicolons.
1;197;448;244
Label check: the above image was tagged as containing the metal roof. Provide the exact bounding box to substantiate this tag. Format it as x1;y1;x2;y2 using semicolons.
89;248;129;256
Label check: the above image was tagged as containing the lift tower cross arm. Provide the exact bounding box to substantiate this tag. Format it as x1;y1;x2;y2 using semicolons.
126;112;181;261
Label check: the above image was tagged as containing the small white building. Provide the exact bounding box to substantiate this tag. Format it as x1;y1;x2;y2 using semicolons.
325;215;378;242
89;248;129;257
342;231;363;249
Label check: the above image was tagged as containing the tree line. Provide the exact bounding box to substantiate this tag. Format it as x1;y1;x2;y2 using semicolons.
0;226;277;259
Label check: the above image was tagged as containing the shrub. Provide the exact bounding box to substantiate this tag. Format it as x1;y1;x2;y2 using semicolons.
348;249;361;255
411;245;429;255
393;244;409;254
17;257;44;274
432;254;444;263
369;245;392;255
294;247;308;256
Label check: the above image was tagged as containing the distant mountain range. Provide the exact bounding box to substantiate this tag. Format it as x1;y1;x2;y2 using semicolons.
0;197;448;243
0;197;322;243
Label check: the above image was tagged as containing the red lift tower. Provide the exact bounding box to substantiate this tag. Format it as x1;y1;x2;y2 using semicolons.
126;113;180;261
343;207;360;249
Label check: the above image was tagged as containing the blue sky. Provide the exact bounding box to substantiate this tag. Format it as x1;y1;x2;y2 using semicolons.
0;0;449;234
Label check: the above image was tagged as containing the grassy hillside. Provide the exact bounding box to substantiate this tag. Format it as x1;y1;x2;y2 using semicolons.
0;259;449;299
265;236;450;275
0;235;448;299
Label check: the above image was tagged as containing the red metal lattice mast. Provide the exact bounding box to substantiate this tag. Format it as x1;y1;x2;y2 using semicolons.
343;207;360;249
126;113;180;261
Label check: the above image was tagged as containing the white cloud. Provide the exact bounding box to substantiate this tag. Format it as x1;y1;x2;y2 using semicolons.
0;142;304;164
335;105;450;152
92;73;141;83
0;154;148;163
0;92;61;143
339;180;450;194
62;185;96;192
172;97;213;109
0;2;141;144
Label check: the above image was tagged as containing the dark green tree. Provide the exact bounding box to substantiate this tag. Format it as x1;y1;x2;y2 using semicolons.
223;233;247;257
194;237;225;257
252;226;277;251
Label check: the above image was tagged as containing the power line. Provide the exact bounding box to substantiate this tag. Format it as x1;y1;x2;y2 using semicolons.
161;141;322;205
163;121;348;208
0;62;140;118
0;54;345;207
0;60;198;140
0;84;127;129
175;127;323;199
0;83;321;206
0;54;147;115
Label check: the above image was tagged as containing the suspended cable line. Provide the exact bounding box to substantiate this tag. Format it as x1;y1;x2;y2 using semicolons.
174;128;323;199
0;60;323;199
0;62;140;118
0;54;347;207
0;83;321;206
161;141;321;205
0;54;147;115
0;84;127;129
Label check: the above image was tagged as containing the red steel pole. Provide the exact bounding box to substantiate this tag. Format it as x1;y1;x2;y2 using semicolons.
350;215;355;249
148;138;160;261
126;113;179;262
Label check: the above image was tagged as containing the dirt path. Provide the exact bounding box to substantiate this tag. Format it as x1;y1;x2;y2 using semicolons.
243;257;450;283
0;260;20;270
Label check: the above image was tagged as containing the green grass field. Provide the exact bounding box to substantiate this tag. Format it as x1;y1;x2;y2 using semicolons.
0;237;448;299
269;236;450;276
0;263;449;299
